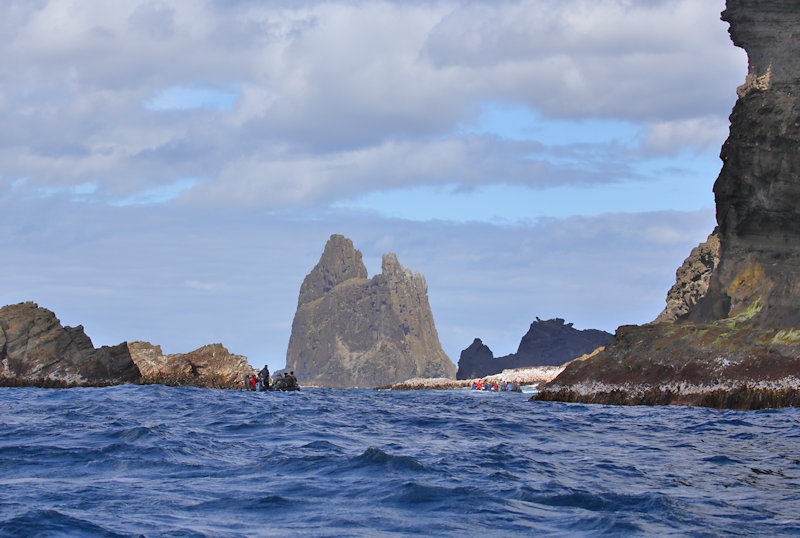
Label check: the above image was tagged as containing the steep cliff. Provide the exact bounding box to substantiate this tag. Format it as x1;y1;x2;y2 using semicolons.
689;0;800;327
0;302;141;386
286;234;456;388
128;341;255;388
456;318;611;379
537;0;800;408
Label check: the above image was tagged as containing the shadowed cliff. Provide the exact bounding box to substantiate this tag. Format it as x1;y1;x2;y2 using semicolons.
456;318;611;379
537;0;800;408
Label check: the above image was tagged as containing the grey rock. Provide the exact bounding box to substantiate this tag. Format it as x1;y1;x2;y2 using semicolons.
286;235;456;388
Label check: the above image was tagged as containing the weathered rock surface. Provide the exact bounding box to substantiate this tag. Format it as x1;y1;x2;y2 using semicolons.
0;302;141;385
128;341;255;388
652;231;721;324
285;234;456;388
689;0;800;327
456;318;611;379
538;0;800;408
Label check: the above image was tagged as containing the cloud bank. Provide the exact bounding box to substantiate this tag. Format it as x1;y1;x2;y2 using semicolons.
1;0;741;367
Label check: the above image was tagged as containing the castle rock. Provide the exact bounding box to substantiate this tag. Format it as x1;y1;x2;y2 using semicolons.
285;234;456;388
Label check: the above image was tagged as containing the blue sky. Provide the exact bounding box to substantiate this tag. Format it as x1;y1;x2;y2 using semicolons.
0;0;745;367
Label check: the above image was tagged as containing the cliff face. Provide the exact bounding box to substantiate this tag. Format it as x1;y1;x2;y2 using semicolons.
652;231;720;324
286;234;456;388
0;302;141;385
456;318;611;379
128;341;255;388
689;1;800;327
538;0;800;407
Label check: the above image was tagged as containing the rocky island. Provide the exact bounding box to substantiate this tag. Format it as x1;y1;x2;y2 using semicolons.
285;234;456;388
536;0;800;409
456;318;611;379
0;302;254;389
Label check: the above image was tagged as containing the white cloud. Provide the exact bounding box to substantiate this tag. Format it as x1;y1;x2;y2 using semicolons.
0;0;744;208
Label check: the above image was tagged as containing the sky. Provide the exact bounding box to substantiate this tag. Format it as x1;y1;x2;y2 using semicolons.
0;0;746;369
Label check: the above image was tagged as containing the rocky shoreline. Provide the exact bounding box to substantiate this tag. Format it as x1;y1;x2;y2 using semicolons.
533;385;800;410
374;365;566;390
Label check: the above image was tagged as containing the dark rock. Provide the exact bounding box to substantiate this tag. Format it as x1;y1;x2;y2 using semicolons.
690;0;800;326
539;0;800;408
0;302;140;385
456;318;612;379
285;234;456;388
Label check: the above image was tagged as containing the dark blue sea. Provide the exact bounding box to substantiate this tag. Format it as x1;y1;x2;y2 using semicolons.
1;385;799;536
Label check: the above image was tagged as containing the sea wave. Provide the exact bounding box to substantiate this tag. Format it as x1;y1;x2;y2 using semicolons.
0;385;799;535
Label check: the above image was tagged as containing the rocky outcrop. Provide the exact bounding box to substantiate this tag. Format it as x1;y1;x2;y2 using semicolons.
0;302;141;386
456;318;611;379
285;234;456;388
128;341;255;388
537;0;800;408
652;231;721;324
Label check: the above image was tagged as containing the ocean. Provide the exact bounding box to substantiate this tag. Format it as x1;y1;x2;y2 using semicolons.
1;385;798;536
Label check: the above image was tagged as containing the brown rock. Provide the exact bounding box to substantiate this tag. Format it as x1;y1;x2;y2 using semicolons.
128;341;255;388
0;302;140;385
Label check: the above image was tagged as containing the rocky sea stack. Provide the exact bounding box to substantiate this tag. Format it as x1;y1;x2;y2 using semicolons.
456;318;611;379
537;0;800;408
0;302;140;386
286;234;456;388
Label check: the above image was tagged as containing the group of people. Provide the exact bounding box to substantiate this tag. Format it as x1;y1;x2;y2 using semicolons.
244;365;300;392
471;379;521;392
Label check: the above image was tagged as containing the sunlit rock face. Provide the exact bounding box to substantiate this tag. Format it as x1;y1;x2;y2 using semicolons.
0;302;140;385
652;231;720;324
286;234;455;388
538;0;800;407
128;342;254;388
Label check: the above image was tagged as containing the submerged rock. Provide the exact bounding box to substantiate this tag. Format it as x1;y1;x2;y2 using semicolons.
285;234;456;388
538;0;800;409
0;302;140;386
456;318;611;379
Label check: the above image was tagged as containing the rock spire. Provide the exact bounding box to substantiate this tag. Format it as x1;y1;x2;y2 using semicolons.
285;235;456;388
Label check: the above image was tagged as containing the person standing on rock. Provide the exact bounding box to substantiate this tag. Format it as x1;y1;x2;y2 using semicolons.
259;365;270;391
